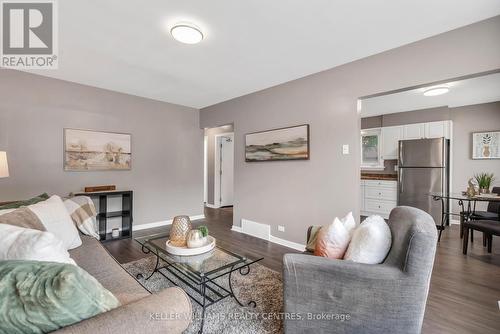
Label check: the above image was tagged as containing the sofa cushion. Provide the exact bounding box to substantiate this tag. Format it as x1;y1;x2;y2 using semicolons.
344;215;392;264
69;235;150;305
0;260;120;334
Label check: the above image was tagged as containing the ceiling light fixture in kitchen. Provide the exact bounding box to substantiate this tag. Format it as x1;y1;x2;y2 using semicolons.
423;86;450;96
170;23;204;44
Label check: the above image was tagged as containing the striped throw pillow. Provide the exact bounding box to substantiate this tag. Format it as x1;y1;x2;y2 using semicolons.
64;196;99;239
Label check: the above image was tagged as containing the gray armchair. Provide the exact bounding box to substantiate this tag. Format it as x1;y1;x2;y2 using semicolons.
283;206;437;334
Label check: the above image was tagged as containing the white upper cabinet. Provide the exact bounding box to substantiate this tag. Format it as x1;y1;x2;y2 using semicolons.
381;126;403;160
425;121;451;139
403;123;426;139
365;120;452;163
361;121;453;165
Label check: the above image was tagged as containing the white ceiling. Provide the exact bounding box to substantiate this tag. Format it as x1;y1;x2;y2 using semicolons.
360;72;500;117
24;0;500;108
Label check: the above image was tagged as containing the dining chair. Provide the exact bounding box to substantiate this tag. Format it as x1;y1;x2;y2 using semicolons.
462;219;499;254
469;186;500;246
470;187;500;221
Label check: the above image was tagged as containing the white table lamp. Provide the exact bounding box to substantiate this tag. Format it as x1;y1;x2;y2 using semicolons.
0;151;9;178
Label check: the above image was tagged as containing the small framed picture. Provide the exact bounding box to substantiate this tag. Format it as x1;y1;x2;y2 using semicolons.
472;131;499;160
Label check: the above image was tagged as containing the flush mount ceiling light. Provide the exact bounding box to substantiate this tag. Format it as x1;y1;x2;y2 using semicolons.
170;23;203;44
423;86;450;97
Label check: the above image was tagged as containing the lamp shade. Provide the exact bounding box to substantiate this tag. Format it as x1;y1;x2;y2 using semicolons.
0;151;9;178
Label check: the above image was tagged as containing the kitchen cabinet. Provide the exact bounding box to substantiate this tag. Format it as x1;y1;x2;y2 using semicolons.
381;126;403;160
361;180;397;219
403;123;426;139
425;121;450;139
370;121;452;163
404;121;451;140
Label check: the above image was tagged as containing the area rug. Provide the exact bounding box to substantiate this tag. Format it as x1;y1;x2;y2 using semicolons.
123;256;284;334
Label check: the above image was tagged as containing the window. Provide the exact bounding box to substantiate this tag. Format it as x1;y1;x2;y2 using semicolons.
361;128;383;169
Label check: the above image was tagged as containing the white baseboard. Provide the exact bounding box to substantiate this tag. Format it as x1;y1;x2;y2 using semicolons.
450;219;460;225
133;214;205;231
232;219;306;252
231;225;242;232
241;219;270;240
205;203;220;209
269;235;306;252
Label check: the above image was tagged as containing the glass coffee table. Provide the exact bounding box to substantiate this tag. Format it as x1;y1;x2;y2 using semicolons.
135;232;263;333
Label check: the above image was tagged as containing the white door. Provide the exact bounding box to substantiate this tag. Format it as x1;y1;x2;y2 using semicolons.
381;126;403;160
219;135;234;206
403;123;425;139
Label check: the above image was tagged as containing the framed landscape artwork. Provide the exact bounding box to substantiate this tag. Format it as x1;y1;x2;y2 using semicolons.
472;131;499;160
245;124;309;162
64;129;132;171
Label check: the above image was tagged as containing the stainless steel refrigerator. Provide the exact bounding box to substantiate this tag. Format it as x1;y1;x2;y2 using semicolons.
398;138;449;224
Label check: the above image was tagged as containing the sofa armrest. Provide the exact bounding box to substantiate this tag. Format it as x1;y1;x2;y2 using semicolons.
283;254;425;334
55;287;192;334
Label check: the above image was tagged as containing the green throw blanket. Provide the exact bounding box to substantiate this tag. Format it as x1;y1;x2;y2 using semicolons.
0;260;120;334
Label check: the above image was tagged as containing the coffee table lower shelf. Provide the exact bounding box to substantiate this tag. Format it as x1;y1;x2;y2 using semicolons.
136;246;263;334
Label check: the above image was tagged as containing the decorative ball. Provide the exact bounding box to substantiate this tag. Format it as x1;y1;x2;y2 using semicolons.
170;215;192;247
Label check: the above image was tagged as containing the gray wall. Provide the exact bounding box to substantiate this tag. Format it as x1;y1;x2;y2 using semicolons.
0;70;204;227
199;16;500;244
451;102;500;204
204;124;233;205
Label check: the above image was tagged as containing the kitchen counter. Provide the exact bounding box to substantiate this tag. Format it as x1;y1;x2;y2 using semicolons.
361;173;397;181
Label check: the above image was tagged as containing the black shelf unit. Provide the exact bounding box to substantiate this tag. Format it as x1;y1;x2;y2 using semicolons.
75;190;133;242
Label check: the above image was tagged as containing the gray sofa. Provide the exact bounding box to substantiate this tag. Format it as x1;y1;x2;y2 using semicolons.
55;235;192;334
283;206;437;334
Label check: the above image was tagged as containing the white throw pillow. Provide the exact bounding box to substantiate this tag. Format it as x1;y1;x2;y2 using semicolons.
342;212;356;237
0;224;76;265
28;195;82;250
344;215;392;264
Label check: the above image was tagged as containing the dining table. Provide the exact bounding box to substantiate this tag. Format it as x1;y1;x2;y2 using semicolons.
430;192;500;241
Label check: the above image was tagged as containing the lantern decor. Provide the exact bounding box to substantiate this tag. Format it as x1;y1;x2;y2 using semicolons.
170;215;192;247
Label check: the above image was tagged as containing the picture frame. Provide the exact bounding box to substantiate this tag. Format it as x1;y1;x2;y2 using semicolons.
472;131;499;160
64;128;132;171
245;124;310;162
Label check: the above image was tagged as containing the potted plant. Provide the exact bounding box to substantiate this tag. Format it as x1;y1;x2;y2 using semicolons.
474;173;495;194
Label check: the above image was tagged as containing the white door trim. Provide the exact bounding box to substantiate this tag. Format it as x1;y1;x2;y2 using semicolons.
214;132;234;208
204;135;208;204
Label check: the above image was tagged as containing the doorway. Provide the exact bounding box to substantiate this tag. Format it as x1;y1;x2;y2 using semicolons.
203;124;234;208
215;133;234;207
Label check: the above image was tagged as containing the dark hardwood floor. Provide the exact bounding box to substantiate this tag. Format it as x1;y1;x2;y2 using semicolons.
104;207;500;334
